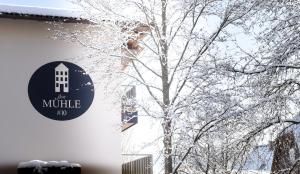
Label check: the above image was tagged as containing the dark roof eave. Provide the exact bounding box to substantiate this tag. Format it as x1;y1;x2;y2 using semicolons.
0;12;92;24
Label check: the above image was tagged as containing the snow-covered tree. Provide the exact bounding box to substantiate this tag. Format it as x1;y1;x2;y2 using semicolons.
218;1;300;173
69;0;268;173
222;0;300;147
62;0;300;173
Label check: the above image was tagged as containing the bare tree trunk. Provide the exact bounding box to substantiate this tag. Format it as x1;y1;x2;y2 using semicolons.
161;0;172;173
163;113;172;174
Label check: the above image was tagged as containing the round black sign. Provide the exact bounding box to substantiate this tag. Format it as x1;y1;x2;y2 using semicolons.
28;61;94;121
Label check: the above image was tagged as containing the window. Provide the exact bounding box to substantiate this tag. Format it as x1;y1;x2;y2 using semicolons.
56;77;59;81
61;77;63;81
65;84;68;87
61;71;63;75
56;71;58;75
122;86;138;131
65;77;68;81
65;72;68;75
56;83;59;87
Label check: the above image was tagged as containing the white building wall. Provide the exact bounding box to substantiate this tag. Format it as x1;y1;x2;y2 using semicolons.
0;18;121;174
121;41;165;174
121;110;163;174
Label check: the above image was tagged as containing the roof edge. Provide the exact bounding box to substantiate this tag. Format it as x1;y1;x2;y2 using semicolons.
0;3;91;24
0;12;91;24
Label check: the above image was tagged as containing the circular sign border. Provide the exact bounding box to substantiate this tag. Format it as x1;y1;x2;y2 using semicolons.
28;61;95;121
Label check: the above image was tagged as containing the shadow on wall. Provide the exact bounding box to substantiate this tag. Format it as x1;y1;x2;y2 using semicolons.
0;164;119;174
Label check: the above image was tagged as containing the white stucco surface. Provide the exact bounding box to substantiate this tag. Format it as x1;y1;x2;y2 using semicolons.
0;18;121;174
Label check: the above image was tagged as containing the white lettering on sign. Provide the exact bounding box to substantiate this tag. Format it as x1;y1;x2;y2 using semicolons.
42;99;81;109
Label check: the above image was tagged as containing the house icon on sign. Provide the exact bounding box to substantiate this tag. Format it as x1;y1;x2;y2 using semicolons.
55;63;69;93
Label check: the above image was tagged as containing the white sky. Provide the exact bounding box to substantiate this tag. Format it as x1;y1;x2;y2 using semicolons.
0;0;80;9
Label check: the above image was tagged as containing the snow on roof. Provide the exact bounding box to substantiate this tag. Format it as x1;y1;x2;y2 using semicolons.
0;3;87;21
18;160;81;168
242;145;273;172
